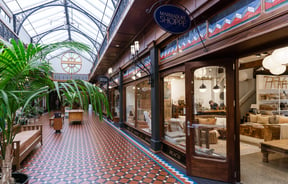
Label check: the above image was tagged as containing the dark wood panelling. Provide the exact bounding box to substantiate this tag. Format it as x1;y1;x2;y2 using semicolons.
162;142;186;165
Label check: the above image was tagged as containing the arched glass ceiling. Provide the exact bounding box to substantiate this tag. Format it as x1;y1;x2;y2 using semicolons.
3;0;118;63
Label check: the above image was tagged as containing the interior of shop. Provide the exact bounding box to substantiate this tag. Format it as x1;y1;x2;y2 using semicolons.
238;49;288;183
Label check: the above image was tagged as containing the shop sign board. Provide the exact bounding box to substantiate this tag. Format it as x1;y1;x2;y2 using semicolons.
154;4;191;34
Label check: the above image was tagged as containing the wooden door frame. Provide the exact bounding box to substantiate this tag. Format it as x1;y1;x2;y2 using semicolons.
185;58;239;183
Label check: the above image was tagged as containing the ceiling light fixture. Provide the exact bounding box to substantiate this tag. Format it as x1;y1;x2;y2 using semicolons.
262;46;288;75
199;82;207;93
213;67;221;93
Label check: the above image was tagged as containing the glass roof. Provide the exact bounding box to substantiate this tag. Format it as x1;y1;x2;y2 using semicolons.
3;0;118;63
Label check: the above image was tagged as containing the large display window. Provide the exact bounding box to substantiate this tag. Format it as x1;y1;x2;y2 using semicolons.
112;89;120;117
136;80;151;133
125;79;152;133
163;72;186;149
126;85;135;126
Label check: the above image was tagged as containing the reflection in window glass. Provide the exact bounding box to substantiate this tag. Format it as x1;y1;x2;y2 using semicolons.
163;72;186;150
193;66;226;159
126;86;135;126
136;80;151;133
112;89;120;117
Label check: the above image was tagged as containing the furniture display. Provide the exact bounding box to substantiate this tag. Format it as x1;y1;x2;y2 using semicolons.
240;113;288;140
257;75;288;115
165;118;186;145
66;109;84;123
193;124;223;148
12;124;43;169
261;139;288;162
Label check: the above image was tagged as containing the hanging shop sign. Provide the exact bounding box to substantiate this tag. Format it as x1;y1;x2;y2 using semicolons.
154;4;191;34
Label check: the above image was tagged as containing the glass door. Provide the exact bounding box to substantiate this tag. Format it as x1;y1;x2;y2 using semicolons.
185;59;238;182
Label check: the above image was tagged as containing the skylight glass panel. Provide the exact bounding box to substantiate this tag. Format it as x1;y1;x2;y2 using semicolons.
3;0;119;70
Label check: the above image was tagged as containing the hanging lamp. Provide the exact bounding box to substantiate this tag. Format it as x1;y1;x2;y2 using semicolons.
213;67;221;93
199;79;207;92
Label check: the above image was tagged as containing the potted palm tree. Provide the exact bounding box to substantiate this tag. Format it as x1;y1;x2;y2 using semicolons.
0;39;110;183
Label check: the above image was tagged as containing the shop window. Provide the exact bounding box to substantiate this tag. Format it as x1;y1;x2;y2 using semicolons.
126;85;135;126
136;80;151;133
112;89;120;117
163;72;186;149
194;66;227;159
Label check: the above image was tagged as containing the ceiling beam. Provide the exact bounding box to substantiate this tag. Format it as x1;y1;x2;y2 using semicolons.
64;0;71;40
239;60;263;70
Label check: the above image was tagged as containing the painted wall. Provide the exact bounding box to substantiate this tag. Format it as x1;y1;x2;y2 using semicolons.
171;78;185;105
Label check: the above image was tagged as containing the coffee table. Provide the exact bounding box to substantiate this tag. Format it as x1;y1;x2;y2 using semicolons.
260;139;288;162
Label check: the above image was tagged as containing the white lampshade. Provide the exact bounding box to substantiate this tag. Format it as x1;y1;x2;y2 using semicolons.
131;75;136;80
108;67;113;74
199;83;207;93
262;55;275;69
136;72;141;78
272;46;288;65
134;41;140;52
213;84;220;93
269;64;286;75
130;45;135;55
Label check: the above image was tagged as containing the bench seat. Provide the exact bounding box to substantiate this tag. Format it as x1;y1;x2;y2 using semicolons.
14;130;41;154
12;125;42;170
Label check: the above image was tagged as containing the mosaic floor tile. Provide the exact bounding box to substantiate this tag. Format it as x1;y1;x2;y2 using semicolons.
19;112;193;183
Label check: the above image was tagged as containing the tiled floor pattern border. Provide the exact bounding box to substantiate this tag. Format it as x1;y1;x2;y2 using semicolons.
103;118;195;184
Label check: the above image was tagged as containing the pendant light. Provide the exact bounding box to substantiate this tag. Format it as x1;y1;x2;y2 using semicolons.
198;68;207;92
213;67;221;93
199;79;207;92
213;84;220;93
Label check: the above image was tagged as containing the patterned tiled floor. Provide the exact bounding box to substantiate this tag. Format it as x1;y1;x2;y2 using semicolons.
20;112;193;183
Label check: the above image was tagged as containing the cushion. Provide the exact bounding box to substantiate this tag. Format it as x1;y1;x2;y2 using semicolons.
279;116;288;124
198;118;216;125
256;116;269;124
269;115;279;124
215;117;226;128
14;130;41;153
249;114;258;123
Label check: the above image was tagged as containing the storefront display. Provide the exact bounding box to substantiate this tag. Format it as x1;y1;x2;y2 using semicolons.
163;72;186;149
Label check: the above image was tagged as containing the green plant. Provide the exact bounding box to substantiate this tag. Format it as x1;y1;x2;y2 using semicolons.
0;39;111;183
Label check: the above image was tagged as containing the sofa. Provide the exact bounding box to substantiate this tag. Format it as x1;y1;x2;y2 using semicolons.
12;124;43;169
240;113;288;141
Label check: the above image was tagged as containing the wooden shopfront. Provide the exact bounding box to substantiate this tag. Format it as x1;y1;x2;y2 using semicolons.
91;0;288;183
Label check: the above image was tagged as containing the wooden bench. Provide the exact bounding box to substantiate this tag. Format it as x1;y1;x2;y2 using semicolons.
261;139;288;162
12;124;43;170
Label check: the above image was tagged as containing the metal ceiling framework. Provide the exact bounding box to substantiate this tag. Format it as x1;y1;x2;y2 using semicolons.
31;24;100;61
4;0;118;66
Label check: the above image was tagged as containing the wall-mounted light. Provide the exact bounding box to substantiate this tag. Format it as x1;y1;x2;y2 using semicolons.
108;67;113;75
130;41;152;84
136;71;141;78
